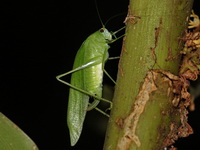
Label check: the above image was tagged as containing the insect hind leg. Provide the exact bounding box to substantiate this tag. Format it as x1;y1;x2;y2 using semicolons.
87;97;112;117
94;106;110;117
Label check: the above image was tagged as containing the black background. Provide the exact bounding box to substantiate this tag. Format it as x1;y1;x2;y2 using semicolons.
0;0;199;150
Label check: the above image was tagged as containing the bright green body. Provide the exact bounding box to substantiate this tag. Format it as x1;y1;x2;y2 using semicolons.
66;28;112;146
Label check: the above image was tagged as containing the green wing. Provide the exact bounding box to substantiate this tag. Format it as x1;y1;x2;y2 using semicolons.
67;44;90;146
67;70;89;146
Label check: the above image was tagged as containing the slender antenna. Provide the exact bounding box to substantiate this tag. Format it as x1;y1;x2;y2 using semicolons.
104;12;126;27
95;0;105;27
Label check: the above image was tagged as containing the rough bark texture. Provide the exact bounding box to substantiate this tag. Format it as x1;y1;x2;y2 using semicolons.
103;0;194;150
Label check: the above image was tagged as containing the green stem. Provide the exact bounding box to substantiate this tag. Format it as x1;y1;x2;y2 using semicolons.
103;0;194;149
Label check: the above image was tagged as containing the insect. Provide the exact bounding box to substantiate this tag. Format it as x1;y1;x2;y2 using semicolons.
56;6;124;146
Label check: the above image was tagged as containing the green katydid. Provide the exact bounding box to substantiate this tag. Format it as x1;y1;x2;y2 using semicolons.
56;9;124;146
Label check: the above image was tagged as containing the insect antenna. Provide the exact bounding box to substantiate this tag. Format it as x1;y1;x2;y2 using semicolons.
104;12;126;27
95;0;125;29
104;12;126;38
95;0;105;27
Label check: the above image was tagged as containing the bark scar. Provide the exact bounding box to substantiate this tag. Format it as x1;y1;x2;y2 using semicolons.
117;71;157;149
151;18;162;68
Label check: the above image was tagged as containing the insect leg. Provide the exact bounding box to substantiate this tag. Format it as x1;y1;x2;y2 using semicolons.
108;56;120;60
56;61;112;106
110;26;126;38
103;56;120;84
57;77;112;105
87;99;100;111
56;61;96;80
87;100;110;117
94;106;110;117
103;69;117;85
108;34;126;44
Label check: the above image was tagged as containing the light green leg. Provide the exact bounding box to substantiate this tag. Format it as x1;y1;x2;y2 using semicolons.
57;56;121;116
103;56;120;85
103;69;117;85
110;26;126;39
108;56;120;60
56;74;112;104
56;63;112;117
93;105;110;117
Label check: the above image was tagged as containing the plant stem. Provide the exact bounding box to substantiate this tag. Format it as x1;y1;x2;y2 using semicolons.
103;0;194;149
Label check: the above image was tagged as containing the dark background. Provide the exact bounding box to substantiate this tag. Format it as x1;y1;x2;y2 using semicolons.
0;0;199;150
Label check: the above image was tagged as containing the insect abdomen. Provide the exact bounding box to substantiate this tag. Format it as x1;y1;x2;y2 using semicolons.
84;63;103;97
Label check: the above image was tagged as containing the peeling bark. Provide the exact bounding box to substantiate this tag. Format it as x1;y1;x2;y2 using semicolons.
116;69;193;149
117;71;157;149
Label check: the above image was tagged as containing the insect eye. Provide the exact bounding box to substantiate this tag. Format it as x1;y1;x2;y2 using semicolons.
100;29;104;33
